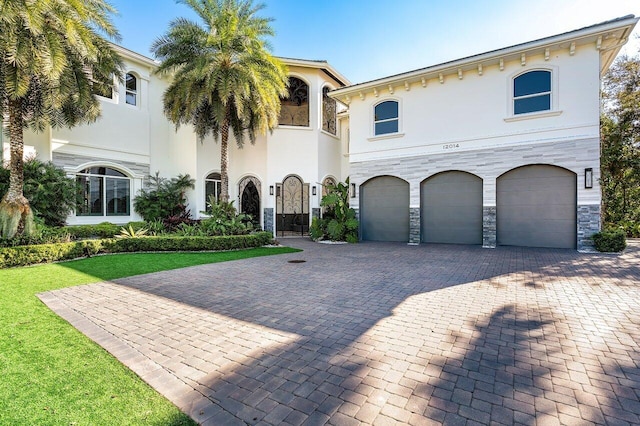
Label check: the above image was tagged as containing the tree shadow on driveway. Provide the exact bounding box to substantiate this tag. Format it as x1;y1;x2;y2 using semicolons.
47;240;640;425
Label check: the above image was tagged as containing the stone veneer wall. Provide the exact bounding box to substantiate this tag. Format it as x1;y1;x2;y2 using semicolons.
482;207;497;248
350;138;600;249
263;208;274;233
409;208;420;244
52;152;150;177
577;204;601;252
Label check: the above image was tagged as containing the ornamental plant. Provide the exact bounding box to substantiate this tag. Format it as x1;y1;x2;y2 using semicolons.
133;173;195;222
0;158;76;227
310;179;358;243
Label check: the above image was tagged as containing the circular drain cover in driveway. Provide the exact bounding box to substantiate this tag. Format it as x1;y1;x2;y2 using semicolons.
288;260;306;263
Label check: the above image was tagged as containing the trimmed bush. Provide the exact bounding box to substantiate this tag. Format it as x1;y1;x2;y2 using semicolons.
0;240;104;268
592;229;627;253
65;222;121;239
0;232;274;268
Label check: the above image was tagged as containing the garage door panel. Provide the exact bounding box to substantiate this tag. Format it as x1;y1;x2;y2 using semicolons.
421;172;483;245
497;165;576;249
361;176;409;242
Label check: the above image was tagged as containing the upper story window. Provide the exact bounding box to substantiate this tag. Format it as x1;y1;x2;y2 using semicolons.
76;167;130;216
205;172;222;206
279;77;309;127
374;101;399;135
125;73;137;106
92;75;114;100
513;70;551;115
322;86;337;135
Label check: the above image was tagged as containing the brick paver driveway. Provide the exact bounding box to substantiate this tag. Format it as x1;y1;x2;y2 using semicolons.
40;240;640;425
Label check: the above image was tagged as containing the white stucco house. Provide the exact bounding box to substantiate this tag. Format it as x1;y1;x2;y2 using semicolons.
4;15;637;250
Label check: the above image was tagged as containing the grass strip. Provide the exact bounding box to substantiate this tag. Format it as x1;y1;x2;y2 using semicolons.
0;246;299;425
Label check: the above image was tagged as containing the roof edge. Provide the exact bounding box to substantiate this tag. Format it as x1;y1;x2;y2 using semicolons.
331;15;638;97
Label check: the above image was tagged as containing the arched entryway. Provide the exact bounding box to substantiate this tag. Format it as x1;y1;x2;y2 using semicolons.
360;176;409;242
276;175;309;236
497;164;577;249
239;176;261;227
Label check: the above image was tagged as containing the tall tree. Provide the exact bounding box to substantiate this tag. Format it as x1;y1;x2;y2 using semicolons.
0;0;123;238
152;0;288;202
601;54;640;233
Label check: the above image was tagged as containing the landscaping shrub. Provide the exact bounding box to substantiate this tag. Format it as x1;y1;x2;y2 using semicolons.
310;179;358;242
0;240;104;268
592;229;627;253
0;222;71;247
134;173;195;222
65;222;121;239
0;158;76;226
0;232;274;268
200;198;254;236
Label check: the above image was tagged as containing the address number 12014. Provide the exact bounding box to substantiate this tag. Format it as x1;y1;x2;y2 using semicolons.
443;143;460;150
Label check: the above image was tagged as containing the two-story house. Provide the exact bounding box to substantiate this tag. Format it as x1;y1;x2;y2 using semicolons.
14;52;349;237
331;15;638;251
5;15;637;250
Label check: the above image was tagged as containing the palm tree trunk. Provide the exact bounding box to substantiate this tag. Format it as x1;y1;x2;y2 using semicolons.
0;98;33;238
219;105;231;203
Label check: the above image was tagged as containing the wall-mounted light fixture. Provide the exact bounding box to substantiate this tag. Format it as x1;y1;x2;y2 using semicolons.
312;186;317;196
350;183;356;198
269;185;274;195
585;168;593;189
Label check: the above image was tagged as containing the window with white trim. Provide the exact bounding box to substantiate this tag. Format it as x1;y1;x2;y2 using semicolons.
374;101;399;135
513;70;551;115
92;74;114;100
125;73;137;106
76;167;130;216
205;172;222;205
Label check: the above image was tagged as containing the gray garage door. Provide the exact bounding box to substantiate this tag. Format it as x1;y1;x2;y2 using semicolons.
497;165;576;249
421;171;483;244
360;176;409;242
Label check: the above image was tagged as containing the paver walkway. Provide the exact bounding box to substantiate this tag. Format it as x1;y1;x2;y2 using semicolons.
39;240;640;425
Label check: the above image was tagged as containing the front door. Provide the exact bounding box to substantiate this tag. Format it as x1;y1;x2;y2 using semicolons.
276;175;309;236
240;180;260;227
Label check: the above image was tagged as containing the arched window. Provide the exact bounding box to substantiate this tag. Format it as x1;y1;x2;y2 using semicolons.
279;76;309;127
513;70;551;115
321;176;337;197
322;86;337;135
125;73;137;106
205;172;221;205
374;100;399;135
76;167;130;216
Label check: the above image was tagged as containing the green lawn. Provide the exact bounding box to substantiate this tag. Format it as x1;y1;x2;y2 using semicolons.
0;247;299;425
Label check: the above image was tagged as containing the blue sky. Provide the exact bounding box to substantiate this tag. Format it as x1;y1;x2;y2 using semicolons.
108;0;640;84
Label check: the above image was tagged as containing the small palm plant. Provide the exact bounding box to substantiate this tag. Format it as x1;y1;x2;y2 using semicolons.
115;225;149;239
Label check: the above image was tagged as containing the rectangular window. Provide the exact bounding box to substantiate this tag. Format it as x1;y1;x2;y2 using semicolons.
375;120;399;135
106;178;130;216
76;175;104;216
514;94;551;115
205;180;221;203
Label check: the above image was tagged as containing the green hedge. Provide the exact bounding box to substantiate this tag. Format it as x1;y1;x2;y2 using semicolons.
0;232;273;268
592;229;627;253
65;222;128;239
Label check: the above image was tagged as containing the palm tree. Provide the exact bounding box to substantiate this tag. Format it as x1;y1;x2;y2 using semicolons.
152;0;288;202
0;0;123;238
